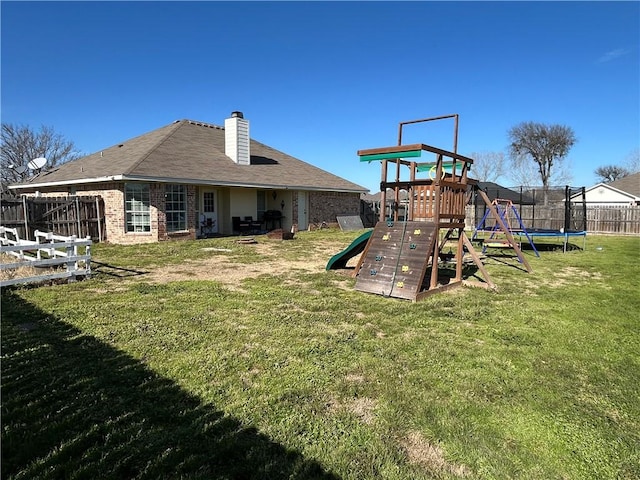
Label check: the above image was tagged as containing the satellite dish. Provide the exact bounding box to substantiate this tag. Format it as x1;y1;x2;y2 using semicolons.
28;157;47;170
15;165;28;174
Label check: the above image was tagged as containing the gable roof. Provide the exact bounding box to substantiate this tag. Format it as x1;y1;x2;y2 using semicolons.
476;182;536;204
11;119;367;193
579;182;640;203
607;172;640;198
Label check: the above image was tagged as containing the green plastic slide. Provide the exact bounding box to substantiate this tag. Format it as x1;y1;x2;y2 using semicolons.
325;230;373;270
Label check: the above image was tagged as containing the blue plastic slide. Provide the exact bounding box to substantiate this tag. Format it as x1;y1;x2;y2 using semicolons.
325;230;373;270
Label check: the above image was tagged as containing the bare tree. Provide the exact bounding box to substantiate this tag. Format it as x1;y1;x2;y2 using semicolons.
508;122;576;204
467;151;506;183
623;147;640;174
506;152;574;190
1;123;81;194
594;165;630;182
506;156;539;187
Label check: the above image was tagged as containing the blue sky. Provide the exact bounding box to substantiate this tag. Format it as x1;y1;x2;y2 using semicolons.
2;1;638;193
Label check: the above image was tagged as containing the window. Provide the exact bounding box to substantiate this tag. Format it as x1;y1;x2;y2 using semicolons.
125;183;151;233
165;184;187;232
203;191;215;212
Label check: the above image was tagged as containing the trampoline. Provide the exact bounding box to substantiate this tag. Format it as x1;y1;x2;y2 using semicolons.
473;185;588;255
510;229;587;253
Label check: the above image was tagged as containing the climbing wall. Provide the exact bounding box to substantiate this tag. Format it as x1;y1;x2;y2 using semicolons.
355;221;437;301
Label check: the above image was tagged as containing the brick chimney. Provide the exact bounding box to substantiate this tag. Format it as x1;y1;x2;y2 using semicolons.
224;111;250;165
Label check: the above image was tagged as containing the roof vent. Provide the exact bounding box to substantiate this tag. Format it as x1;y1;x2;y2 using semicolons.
225;111;250;166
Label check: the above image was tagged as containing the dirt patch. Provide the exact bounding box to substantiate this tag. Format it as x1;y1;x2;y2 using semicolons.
344;373;366;384
0;253;57;283
145;241;360;289
546;266;605;288
327;396;377;424
401;430;470;477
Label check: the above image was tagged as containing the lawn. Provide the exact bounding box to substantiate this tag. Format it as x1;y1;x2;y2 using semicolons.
2;229;639;479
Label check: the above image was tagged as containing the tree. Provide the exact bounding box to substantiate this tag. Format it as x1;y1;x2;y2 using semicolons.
508;121;576;204
594;165;630;182
507;156;574;189
1;123;81;194
467;151;506;183
623;148;639;174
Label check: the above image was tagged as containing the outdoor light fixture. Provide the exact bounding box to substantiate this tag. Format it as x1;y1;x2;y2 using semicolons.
272;191;277;200
280;200;285;210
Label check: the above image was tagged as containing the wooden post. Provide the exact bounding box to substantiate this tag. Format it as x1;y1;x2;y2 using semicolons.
429;154;444;290
394;159;401;221
95;197;102;242
380;160;388;222
409;162;416;221
22;196;29;241
455;227;464;282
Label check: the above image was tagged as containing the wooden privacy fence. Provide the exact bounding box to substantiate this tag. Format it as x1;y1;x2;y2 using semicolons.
586;206;640;234
0;226;92;287
466;205;640;235
1;195;105;242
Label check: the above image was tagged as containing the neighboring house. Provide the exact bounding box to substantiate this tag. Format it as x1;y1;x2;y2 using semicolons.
9;112;368;244
475;182;536;205
360;189;411;225
575;173;640;206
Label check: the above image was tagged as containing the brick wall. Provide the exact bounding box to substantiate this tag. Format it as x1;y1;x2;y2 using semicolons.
156;184;197;242
19;182;198;244
308;191;361;228
19;184;360;240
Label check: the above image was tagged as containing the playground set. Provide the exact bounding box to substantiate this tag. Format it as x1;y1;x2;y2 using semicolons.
327;114;532;301
327;115;589;301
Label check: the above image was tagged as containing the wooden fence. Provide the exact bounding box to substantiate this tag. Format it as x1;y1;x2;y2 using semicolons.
586;206;640;234
1;195;105;241
0;227;92;287
466;205;640;235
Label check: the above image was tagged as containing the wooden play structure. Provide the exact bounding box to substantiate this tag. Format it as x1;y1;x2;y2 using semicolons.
353;114;524;301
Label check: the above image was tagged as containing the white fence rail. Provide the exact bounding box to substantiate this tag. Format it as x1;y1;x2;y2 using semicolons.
0;226;92;287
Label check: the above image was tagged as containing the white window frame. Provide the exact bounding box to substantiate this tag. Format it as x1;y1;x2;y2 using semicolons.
165;184;187;232
125;183;151;233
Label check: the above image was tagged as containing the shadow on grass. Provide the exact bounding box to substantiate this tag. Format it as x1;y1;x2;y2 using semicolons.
483;254;531;272
91;260;149;278
522;241;584;252
1;289;339;479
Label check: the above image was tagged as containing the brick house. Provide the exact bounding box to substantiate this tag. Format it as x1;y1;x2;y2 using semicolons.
9;112;367;244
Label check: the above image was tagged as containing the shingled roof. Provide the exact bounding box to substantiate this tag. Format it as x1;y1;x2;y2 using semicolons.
608;172;640;198
13;119;367;193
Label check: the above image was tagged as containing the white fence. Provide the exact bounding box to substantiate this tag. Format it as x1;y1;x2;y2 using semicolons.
0;226;92;287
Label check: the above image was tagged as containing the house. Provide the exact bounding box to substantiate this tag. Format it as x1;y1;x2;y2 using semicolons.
474;182;536;205
577;172;640;206
360;189;411;226
9;112;368;244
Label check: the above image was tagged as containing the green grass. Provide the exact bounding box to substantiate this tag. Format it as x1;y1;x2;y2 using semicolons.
2;230;639;479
